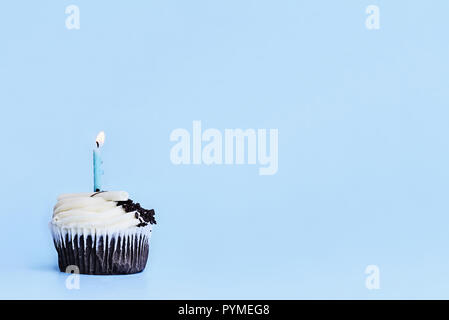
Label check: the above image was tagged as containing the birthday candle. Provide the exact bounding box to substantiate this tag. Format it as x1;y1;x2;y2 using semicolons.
93;131;105;192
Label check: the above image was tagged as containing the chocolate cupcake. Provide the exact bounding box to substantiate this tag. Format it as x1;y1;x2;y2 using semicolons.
50;191;156;275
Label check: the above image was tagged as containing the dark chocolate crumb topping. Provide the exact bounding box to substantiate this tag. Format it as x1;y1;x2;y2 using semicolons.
116;199;157;226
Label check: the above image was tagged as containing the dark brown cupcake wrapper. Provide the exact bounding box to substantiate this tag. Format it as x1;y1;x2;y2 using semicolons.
50;224;152;275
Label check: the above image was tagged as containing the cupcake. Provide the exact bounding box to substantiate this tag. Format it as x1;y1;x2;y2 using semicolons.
50;191;156;275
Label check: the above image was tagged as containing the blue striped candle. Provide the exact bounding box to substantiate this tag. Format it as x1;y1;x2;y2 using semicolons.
93;131;105;192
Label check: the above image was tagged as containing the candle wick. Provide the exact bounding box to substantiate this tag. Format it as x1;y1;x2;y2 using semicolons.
96;141;99;148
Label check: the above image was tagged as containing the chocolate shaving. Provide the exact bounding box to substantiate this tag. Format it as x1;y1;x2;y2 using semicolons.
91;191;106;197
116;199;157;226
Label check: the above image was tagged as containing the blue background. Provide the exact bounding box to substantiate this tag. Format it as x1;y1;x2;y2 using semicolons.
0;0;448;299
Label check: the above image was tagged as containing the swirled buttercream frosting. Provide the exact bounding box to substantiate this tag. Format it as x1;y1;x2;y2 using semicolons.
51;191;156;231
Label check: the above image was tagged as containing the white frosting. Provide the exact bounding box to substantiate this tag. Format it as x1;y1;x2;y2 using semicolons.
50;223;152;251
51;191;141;231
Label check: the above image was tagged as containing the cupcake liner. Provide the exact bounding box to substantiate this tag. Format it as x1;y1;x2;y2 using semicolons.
50;224;152;275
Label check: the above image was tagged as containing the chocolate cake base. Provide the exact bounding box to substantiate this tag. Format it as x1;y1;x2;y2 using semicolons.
53;233;150;275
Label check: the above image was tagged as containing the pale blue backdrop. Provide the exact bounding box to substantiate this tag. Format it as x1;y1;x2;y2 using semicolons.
0;0;448;299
